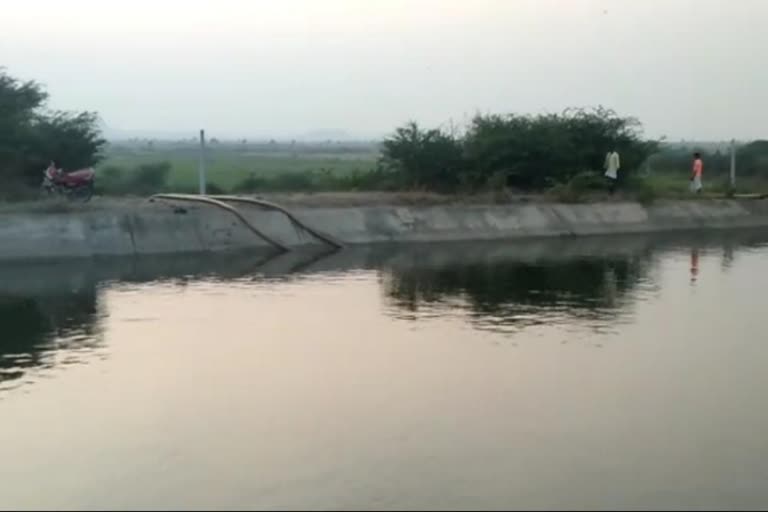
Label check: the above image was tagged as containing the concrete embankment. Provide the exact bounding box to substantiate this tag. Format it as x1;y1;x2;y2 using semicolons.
1;198;768;262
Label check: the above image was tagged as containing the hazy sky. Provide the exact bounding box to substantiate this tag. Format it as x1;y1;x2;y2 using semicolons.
2;0;766;140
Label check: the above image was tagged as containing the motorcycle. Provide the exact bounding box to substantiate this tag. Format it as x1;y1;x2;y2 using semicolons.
41;163;96;202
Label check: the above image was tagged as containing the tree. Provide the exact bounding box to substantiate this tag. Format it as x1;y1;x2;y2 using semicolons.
0;68;105;190
379;121;465;190
463;107;658;189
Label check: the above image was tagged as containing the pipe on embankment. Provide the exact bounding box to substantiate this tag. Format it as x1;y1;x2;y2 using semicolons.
150;193;344;251
208;195;344;249
149;194;290;251
2;199;768;262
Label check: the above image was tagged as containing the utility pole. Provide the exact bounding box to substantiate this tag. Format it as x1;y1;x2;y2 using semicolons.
730;139;736;190
198;129;207;195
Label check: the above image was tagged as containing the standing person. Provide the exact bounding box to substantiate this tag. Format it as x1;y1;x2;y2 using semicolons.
690;152;704;194
604;149;620;194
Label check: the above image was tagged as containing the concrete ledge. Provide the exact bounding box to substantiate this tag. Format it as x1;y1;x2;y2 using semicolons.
1;199;767;263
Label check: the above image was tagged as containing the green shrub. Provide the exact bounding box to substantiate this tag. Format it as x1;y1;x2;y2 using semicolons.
379;108;658;193
232;173;267;194
624;175;659;204
128;162;171;194
547;183;585;203
567;171;607;193
379;121;465;191
0;182;39;202
205;182;226;195
634;182;658;204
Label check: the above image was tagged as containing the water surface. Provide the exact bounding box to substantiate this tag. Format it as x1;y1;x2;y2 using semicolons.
2;232;768;510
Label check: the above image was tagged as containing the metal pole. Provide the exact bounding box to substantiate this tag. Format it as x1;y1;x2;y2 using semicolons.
198;129;207;195
729;139;736;189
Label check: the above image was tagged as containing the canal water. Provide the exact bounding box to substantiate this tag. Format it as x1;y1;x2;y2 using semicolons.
2;232;768;510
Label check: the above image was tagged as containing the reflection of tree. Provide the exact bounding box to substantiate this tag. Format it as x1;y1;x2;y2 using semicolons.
381;255;650;332
0;290;103;392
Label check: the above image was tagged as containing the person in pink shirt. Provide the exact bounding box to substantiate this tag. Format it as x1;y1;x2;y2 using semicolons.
690;152;703;194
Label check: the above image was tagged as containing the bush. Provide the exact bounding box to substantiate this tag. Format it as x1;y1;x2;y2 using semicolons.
634;182;658;205
567;171;608;193
232;173;267;194
624;175;659;204
128;162;171;194
547;183;585;203
0;182;40;202
379;121;465;191
545;171;617;203
379;108;658;193
464;107;657;190
205;183;226;195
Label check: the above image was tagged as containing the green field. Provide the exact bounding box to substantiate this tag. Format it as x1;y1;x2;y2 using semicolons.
104;153;377;189
100;141;380;194
97;141;768;199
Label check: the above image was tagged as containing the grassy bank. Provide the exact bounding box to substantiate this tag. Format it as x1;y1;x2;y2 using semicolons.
95;158;768;203
43;140;768;202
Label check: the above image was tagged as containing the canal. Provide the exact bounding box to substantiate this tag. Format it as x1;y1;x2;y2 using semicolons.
2;232;768;510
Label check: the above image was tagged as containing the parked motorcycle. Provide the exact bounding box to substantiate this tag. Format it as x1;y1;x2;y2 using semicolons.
41;163;95;202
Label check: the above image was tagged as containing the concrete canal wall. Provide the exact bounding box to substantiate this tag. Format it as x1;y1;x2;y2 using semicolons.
1;199;768;262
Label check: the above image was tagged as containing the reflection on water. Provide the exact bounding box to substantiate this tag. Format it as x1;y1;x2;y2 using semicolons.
0;233;760;393
381;253;652;334
690;248;700;284
0;289;105;393
3;231;768;509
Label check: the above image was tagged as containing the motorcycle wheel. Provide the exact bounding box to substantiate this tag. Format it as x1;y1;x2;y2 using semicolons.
40;184;57;199
69;184;94;203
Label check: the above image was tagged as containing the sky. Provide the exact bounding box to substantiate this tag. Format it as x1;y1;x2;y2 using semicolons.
2;0;767;140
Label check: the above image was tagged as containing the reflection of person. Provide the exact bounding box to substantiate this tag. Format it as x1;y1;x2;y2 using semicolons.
721;245;734;272
690;152;703;194
690;248;699;284
604;149;620;194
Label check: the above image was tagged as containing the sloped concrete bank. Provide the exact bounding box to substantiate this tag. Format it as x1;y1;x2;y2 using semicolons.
1;199;768;262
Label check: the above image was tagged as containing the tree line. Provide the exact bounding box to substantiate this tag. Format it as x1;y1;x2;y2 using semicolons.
4;67;768;199
377;107;659;192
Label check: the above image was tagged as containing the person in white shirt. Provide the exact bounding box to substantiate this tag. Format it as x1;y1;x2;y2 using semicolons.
604;149;620;194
